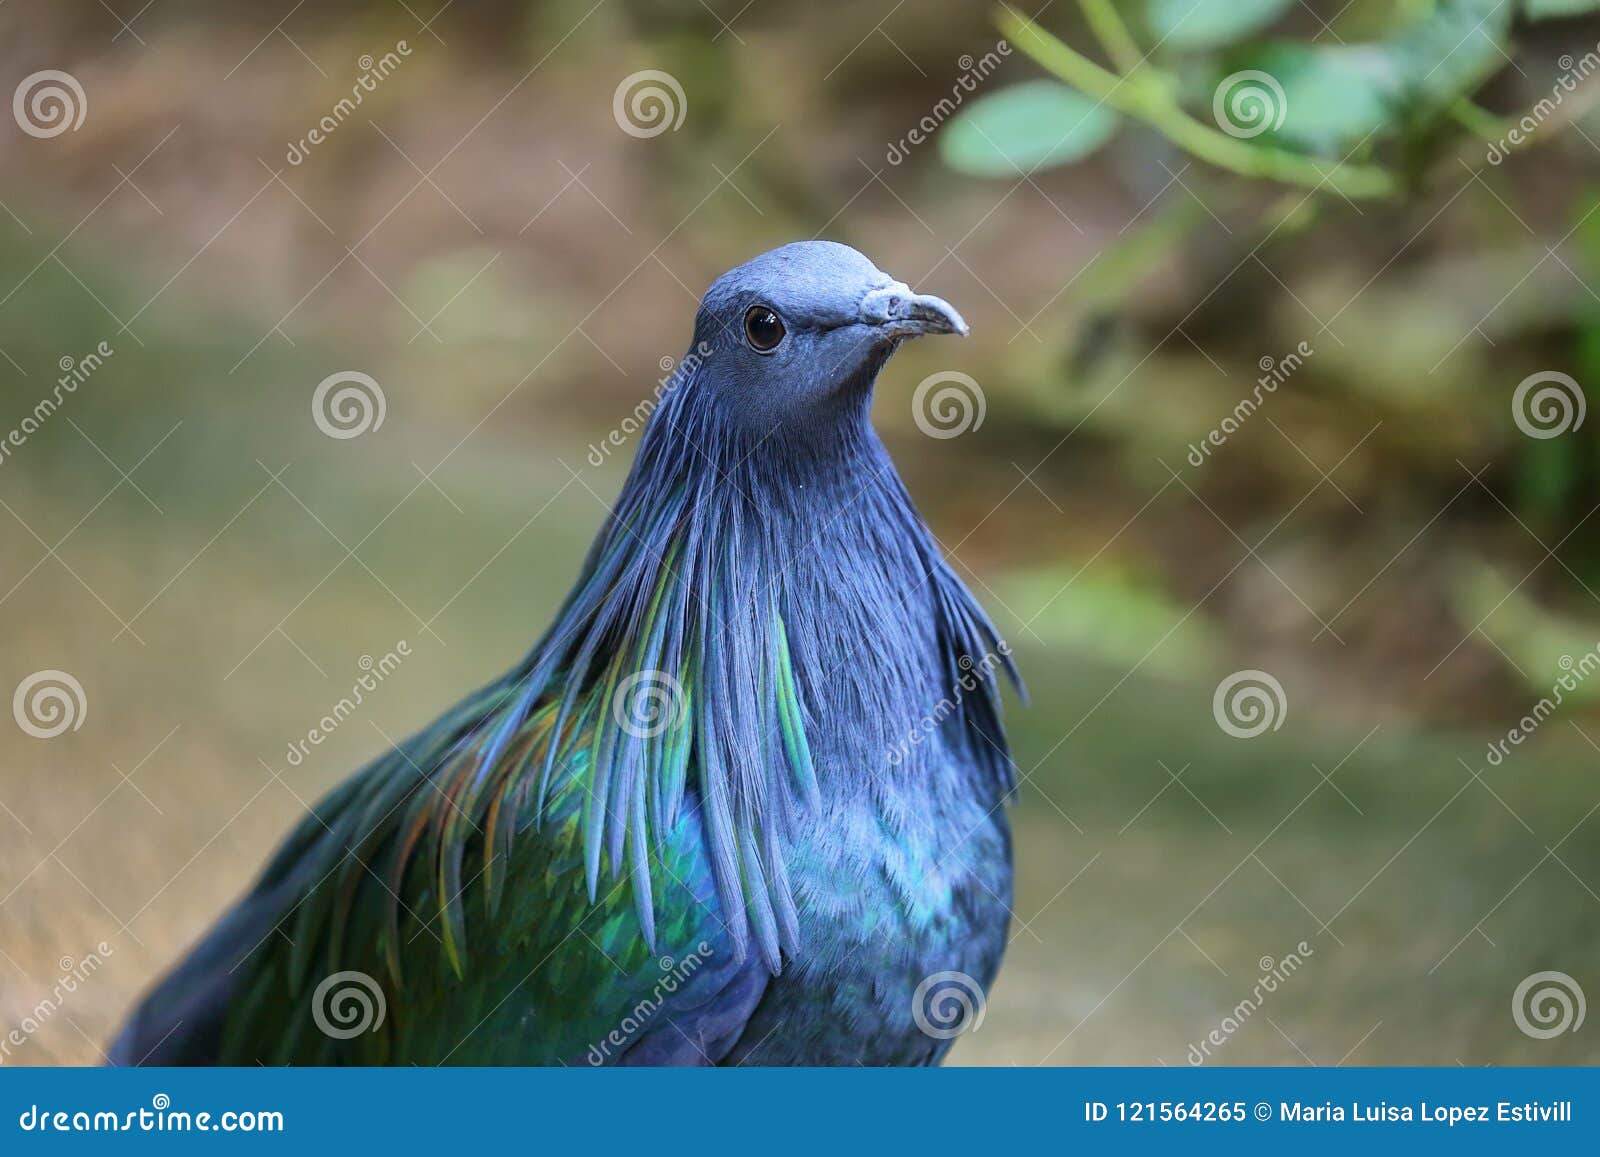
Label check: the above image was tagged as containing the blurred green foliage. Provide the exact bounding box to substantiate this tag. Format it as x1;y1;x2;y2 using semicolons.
945;1;1584;177
939;79;1119;177
925;0;1600;702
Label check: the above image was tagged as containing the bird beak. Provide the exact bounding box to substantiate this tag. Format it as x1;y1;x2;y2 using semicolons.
858;282;970;338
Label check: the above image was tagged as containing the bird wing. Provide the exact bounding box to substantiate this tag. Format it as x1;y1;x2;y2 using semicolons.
109;673;768;1066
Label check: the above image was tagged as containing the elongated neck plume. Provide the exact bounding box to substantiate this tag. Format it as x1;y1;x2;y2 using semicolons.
472;351;1019;966
390;333;1018;983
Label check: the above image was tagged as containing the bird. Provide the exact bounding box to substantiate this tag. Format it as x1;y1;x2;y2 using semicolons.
109;240;1022;1066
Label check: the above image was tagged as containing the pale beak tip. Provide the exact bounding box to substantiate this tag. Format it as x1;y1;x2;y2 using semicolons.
860;283;969;338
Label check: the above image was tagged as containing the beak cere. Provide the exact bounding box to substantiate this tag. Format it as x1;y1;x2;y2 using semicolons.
858;282;970;338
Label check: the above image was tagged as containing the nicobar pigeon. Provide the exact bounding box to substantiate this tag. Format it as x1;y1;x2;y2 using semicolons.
110;241;1023;1066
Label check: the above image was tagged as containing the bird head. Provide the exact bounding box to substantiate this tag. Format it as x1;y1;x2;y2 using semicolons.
688;240;968;432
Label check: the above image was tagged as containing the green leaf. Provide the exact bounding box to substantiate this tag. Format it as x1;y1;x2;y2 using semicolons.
1523;0;1600;18
1145;0;1296;52
939;80;1119;177
1216;0;1512;154
1390;0;1513;107
1220;44;1399;154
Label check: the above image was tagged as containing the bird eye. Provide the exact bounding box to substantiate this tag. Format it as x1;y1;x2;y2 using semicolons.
743;305;785;352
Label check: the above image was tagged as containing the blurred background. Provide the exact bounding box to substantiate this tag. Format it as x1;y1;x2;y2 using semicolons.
2;0;1598;1066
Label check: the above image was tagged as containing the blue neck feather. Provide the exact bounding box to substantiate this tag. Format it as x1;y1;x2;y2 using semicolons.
469;351;1019;971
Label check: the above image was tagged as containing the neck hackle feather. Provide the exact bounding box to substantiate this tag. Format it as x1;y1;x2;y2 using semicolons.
305;350;1019;984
